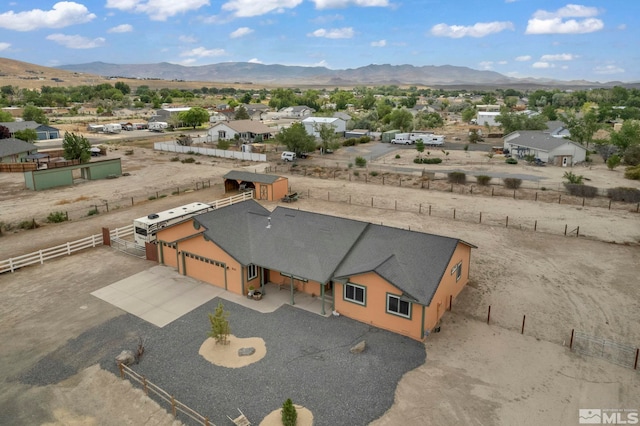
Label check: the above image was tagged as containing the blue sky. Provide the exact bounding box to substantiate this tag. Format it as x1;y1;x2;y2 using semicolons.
0;1;638;82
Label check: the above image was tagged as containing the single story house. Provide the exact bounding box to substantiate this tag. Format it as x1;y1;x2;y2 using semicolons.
503;130;587;166
0;138;38;163
207;120;275;143
155;200;476;341
222;171;288;201
476;111;501;127
302;117;346;138
1;121;60;140
279;105;315;118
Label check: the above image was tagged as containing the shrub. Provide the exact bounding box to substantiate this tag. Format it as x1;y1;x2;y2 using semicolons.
624;165;640;180
87;208;99;216
181;157;196;164
170;156;180;162
523;154;536;163
281;399;297;426
47;211;68;223
607;154;621;170
447;172;466;184
358;136;372;144
353;170;359;177
463;144;469;151
217;139;231;150
503;178;522;189
19;219;38;230
563;171;584;184
148;195;157;200
607;187;640;203
369;171;378;176
342;139;356;147
413;157;443;164
355;156;367;167
476;175;492;186
624;145;640;166
348;163;353;168
505;157;518;164
124;149;134;155
565;183;597;198
395;154;400;159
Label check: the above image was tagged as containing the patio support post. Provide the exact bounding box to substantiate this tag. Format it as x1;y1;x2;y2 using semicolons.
320;283;326;315
290;275;295;305
260;267;265;295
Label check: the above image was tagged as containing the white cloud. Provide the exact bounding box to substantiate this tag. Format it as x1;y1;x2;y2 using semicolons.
0;2;96;31
479;61;493;70
180;46;227;58
532;61;554;69
430;21;514;38
311;0;389;8
498;60;507;65
308;27;354;38
0;42;10;51
108;24;133;33
311;14;344;24
515;55;532;61
594;64;624;75
248;58;263;63
526;4;603;34
221;0;302;18
617;24;626;30
46;33;105;49
230;27;253;38
179;35;197;43
370;39;386;47
106;0;210;21
540;53;576;61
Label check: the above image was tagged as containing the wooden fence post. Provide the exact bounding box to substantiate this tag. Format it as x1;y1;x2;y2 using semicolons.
521;315;526;334
371;197;373;207
570;329;574;350
479;212;482;223
564;224;568;236
449;295;452;311
429;205;431;216
505;216;509;227
576;226;580;237
453;209;456;220
118;362;124;379
635;348;639;370
131;197;134;206
419;203;422;214
395;200;397;210
487;305;491;324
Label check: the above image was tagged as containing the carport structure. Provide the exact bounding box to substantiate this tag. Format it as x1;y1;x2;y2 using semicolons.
222;170;288;201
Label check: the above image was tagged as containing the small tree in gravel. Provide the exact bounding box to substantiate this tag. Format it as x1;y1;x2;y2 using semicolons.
281;398;297;426
208;301;230;345
503;178;522;189
355;156;367;167
476;175;492;186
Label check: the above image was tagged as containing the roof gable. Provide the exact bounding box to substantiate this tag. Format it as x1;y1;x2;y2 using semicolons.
504;130;585;152
223;170;282;184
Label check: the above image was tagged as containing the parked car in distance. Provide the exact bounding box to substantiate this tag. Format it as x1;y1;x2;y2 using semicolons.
281;151;296;161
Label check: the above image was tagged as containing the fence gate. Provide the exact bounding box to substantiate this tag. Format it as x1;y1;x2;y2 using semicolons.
111;237;146;259
571;331;639;370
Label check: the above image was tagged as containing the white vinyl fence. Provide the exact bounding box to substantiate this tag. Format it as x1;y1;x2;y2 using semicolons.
154;142;266;162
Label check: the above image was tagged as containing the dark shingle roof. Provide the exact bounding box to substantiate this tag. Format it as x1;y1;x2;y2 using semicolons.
505;130;584;152
223;170;283;185
0;138;38;157
192;200;475;306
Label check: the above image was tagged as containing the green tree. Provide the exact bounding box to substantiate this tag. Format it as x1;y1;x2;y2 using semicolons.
317;123;340;153
62;132;91;163
275;122;316;155
114;81;131;95
562;111;599;148
234;105;250;120
606;154;621;170
23;105;49;124
13;129;38;142
376;99;393;122
496;110;546;134
281;399;297;426
563;171;584;185
389;108;413;131
610;120;640;155
414;111;444;129
415;140;425;157
461;108;476;123
624;145;640;166
468;128;482;143
208;301;230;345
0;110;14;122
178;107;209;129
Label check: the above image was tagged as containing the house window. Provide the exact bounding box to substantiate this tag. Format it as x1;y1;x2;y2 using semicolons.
344;283;366;305
247;264;258;280
451;262;462;282
218;130;226;139
387;294;411;319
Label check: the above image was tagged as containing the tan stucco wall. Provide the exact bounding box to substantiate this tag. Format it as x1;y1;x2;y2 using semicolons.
269;272;323;296
272;178;289;201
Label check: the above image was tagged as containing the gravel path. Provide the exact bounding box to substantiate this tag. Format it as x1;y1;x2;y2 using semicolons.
18;297;426;426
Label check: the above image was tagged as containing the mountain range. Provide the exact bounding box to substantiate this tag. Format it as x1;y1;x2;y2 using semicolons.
55;61;631;89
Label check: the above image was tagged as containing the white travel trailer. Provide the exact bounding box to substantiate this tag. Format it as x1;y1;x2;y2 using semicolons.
103;123;122;134
133;202;214;246
149;121;168;132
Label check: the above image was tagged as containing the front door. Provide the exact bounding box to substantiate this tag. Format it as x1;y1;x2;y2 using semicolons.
260;184;268;200
562;156;568;167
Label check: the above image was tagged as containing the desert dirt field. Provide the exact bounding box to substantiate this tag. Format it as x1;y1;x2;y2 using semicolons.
1;139;639;425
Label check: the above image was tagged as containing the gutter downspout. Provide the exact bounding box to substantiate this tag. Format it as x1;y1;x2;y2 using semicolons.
290;275;295;305
320;282;325;315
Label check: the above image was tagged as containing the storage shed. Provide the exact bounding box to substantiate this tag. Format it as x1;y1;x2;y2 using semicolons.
222;170;288;201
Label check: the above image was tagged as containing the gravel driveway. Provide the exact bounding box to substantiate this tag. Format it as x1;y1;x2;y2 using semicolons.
19;297;426;426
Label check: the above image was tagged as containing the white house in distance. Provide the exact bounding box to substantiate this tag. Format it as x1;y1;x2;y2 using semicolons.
302;117;346;138
476;111;501;127
207;119;275;143
503;130;587;166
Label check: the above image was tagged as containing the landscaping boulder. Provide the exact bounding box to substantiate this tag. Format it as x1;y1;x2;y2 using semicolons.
238;347;255;357
115;350;135;366
350;340;366;354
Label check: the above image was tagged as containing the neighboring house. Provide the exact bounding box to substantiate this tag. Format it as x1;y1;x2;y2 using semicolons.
244;104;271;121
333;111;351;123
155;199;476;341
0;121;60;140
207;119;275;143
149;107;191;124
279;105;315;118
0;138;38;163
345;129;370;139
302;117;346;138
476;111;501;127
503;130;587;166
545;121;571;138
